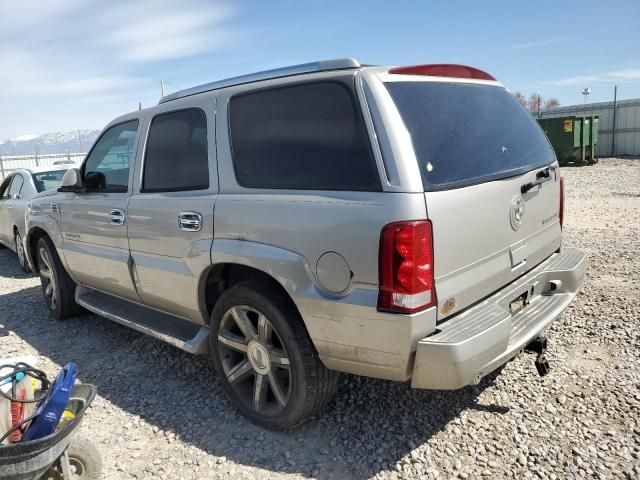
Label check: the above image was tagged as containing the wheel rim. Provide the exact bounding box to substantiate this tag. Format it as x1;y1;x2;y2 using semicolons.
68;456;86;478
43;455;86;480
218;305;292;415
15;233;25;268
39;247;57;311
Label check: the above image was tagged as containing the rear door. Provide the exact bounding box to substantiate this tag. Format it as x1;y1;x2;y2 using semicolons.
385;80;561;319
127;101;216;323
60;119;141;301
1;174;24;245
0;175;15;244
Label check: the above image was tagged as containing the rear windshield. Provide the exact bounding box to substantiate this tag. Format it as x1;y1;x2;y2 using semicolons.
385;82;555;191
32;170;66;192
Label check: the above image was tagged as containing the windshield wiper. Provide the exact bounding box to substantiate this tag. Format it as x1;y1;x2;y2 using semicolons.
521;167;553;193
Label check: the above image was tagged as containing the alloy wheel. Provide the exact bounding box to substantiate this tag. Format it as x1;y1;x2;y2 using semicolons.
217;305;292;414
39;247;57;311
15;233;26;269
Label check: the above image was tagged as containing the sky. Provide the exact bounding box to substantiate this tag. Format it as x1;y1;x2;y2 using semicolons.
1;0;639;139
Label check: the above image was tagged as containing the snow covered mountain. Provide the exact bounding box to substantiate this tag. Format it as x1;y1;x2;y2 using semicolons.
0;130;100;156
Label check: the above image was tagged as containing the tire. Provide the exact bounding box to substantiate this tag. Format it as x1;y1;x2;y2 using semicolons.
36;236;82;320
14;230;30;273
45;437;102;480
210;281;338;430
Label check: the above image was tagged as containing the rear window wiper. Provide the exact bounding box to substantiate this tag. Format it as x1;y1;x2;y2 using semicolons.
521;167;553;193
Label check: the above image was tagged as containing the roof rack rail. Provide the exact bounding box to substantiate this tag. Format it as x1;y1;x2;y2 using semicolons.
159;58;361;104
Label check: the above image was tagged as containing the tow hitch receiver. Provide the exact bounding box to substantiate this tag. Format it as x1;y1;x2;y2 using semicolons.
525;336;550;377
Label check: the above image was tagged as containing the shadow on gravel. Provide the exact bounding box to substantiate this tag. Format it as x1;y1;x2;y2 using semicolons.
0;249;33;279
0;280;509;480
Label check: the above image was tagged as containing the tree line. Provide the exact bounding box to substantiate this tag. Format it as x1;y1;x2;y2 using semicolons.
512;92;560;113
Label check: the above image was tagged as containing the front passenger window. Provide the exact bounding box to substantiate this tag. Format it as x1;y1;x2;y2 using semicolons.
83;120;139;192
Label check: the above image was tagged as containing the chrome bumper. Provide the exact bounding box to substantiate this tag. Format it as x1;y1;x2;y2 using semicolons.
411;248;588;389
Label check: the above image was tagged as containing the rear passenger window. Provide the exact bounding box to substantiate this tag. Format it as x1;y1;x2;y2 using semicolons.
8;174;24;197
229;81;380;191
143;109;209;192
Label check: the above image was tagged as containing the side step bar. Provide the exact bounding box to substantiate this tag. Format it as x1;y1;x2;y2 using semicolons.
75;285;210;354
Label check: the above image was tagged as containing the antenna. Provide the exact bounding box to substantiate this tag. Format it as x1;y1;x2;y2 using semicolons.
160;79;165;98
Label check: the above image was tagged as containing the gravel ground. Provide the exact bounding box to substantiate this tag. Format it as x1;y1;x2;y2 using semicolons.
0;158;639;480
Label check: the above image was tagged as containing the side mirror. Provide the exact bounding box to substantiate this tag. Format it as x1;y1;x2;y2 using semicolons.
84;171;106;190
58;168;83;192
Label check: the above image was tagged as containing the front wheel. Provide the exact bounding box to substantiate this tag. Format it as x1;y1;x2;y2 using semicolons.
210;282;338;430
36;236;82;320
14;231;30;273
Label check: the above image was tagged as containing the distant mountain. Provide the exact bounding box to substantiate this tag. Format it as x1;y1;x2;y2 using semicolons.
0;130;100;156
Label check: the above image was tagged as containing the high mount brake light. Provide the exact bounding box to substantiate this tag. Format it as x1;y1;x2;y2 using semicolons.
388;64;496;81
378;220;436;314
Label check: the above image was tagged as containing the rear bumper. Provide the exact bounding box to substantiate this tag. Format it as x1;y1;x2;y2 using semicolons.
411;247;587;389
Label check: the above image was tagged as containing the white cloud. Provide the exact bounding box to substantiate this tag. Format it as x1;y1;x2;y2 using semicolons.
608;68;640;80
0;0;243;138
103;1;237;62
548;68;640;86
0;0;84;30
36;76;149;96
506;38;567;51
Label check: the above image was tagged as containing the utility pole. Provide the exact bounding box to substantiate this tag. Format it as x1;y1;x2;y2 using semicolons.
160;79;165;98
0;153;4;180
611;85;618;157
537;94;541;118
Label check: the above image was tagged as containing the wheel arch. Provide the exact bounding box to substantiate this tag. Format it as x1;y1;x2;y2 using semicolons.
199;240;317;333
25;227;49;271
25;219;66;273
200;263;304;325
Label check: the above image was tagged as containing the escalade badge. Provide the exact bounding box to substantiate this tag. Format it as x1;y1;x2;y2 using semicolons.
510;196;525;231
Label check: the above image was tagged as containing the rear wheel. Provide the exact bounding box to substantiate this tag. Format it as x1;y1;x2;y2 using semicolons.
44;437;102;480
14;230;30;273
210;282;338;429
37;236;82;320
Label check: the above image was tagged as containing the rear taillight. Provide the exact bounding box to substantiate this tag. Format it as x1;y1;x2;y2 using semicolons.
559;177;565;229
378;220;436;314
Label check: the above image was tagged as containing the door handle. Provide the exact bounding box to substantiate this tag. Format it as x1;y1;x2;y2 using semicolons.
178;212;202;232
109;209;126;226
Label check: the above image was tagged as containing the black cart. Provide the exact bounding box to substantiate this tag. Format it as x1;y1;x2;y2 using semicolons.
0;384;101;480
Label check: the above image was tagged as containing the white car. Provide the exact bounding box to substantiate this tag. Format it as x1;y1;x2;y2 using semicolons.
0;166;70;271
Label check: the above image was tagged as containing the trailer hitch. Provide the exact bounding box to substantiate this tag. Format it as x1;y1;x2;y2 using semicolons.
525;336;550;377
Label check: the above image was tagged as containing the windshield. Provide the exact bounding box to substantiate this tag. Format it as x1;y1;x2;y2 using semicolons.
385;82;556;191
32;170;67;192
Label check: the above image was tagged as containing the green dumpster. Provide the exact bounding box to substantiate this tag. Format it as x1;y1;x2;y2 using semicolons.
537;115;599;165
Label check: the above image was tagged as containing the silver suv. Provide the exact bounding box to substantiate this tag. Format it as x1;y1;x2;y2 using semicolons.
25;59;587;429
